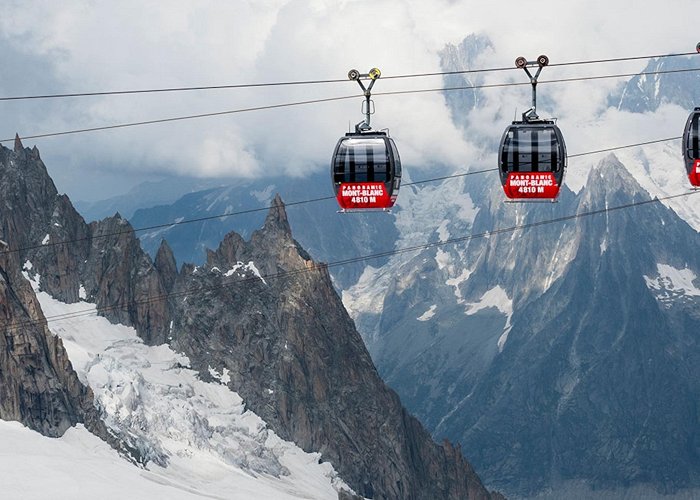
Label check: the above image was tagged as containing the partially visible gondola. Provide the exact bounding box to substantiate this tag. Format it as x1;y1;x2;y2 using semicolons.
331;68;401;211
498;55;567;200
683;105;700;187
681;43;700;187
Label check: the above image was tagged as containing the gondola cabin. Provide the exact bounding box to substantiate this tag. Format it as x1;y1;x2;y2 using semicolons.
498;121;567;200
683;107;700;187
331;131;401;211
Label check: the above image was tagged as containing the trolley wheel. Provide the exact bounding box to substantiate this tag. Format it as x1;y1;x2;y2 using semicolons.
348;69;360;80
537;55;549;67
696;42;700;53
369;67;381;79
515;56;527;68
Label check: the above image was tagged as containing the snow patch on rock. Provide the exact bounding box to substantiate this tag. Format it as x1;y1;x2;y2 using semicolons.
417;305;437;322
464;286;513;352
644;263;700;307
224;261;267;284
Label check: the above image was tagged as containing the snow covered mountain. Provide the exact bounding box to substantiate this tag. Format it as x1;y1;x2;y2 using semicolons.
0;138;501;499
339;38;700;498
18;34;699;500
0;419;340;500
0;138;354;499
8;272;353;499
609;54;700;113
351;155;700;498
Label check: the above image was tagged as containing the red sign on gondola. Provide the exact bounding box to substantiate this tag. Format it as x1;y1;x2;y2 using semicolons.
689;159;700;187
337;182;392;210
503;172;560;199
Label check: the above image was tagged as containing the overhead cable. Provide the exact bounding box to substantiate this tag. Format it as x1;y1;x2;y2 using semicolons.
0;50;697;102
9;188;699;329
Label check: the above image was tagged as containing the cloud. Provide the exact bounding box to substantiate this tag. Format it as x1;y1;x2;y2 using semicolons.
0;0;697;200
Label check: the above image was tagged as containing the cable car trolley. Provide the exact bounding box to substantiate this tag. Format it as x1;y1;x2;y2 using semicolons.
331;68;402;211
681;43;700;188
498;55;567;201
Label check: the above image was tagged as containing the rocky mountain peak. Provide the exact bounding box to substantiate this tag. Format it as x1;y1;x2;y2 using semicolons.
580;153;650;209
13;134;23;153
167;197;501;499
0;142;90;303
439;34;495;128
440;33;495;71
0;141;501;498
154;239;177;293
245;194;315;277
206;231;246;269
261;193;292;236
0;142;57;202
9;134;40;161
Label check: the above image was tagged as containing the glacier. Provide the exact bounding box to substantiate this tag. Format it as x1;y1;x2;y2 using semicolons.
16;268;353;500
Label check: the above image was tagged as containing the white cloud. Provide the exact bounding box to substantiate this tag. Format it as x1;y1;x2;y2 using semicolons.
0;0;697;200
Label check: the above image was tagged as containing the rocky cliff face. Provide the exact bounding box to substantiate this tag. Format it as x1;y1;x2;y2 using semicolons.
81;214;170;345
445;158;700;497
0;138;501;499
0;136;89;304
0;139;115;447
167;195;501;500
0;255;94;437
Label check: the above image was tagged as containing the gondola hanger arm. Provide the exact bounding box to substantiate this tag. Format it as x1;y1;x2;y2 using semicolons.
515;55;549;121
348;68;382;132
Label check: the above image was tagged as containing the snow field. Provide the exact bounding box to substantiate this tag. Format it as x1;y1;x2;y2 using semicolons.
13;268;352;499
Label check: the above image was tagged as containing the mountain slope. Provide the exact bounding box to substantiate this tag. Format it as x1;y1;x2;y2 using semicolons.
74;176;231;222
345;153;700;497
440;158;700;495
609;54;700;113
0;138;501;499
21;281;353;499
0;137;113;444
165;195;501;500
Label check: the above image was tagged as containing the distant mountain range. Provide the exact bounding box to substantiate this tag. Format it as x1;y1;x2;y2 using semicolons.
609;54;700;112
74;176;235;221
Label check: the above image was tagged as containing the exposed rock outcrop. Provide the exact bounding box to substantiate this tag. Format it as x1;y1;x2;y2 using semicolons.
81;215;169;345
0;257;95;436
0;142;144;457
168;195;502;500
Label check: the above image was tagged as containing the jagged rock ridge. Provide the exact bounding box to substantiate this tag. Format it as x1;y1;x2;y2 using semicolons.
168;194;502;500
0;138;124;454
0;139;502;499
128;175;400;289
